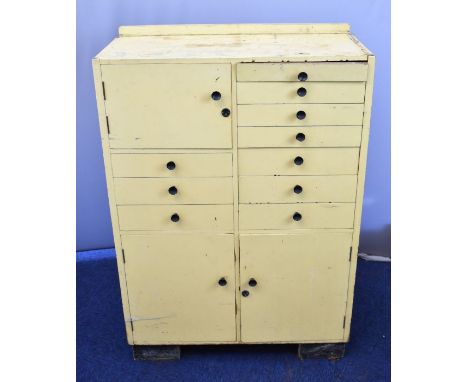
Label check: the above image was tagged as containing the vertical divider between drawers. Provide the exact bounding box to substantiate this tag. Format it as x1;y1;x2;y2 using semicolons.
231;63;241;342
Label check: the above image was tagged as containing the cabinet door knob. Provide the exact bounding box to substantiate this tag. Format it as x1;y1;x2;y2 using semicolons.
294;185;303;194
211;91;221;100
248;278;257;287
221;108;231;117
296;110;306;120
298;72;308;81
170;213;180;222
293;212;302;221
166;161;176;170
168;186;178;195
294;156;304;166
297;87;307;97
296;132;305;142
242;290;250;297
218;277;227;286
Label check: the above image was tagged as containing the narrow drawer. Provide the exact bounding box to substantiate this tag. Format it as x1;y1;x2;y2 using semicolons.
118;205;234;232
239;175;357;204
237;82;365;104
238;104;364;126
237;62;368;82
238;148;359;176
111;153;232;178
238;126;362;148
239;203;355;230
114;178;233;205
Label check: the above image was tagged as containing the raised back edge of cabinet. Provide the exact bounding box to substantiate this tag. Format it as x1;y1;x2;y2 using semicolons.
118;23;351;36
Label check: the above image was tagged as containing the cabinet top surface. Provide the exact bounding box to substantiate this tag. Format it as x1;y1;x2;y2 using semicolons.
95;23;372;63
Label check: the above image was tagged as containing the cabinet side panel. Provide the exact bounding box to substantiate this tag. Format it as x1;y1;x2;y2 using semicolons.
344;56;376;341
92;60;134;344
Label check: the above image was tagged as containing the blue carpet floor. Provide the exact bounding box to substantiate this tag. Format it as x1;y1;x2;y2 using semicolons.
77;249;390;381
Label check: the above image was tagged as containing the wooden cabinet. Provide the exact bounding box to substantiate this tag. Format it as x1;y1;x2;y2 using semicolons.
93;23;375;353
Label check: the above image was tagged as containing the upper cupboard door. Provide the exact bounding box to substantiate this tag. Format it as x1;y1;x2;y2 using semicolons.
101;64;232;148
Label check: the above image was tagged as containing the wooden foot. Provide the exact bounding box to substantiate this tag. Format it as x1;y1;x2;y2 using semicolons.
133;345;181;361
298;343;346;360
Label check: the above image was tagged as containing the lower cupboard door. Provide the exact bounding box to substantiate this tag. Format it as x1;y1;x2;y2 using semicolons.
239;231;353;343
121;233;236;344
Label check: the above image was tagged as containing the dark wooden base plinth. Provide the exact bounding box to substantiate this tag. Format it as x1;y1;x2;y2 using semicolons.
298;343;346;360
133;345;181;361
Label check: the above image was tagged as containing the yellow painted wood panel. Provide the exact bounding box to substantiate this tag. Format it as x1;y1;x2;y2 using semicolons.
114;178;233;205
118;205;234;232
237;62;368;82
238;126;362;148
96;34;368;63
101;64;232;148
111;153;233;178
238;148;360;175
239;232;352;342
121;233;236;344
237;82;365;104
239;203;355;230
119;23;351;36
239;176;357;204
238;104;364;126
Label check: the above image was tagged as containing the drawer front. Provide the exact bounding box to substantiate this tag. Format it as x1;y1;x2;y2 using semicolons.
239;203;355;230
101;64;232;148
237;62;368;82
238;104;364;126
238;126;362;148
239;175;357;204
239;148;359;176
114;178;233;205
111;153;232;178
239;231;352;342
237;82;365;104
118;205;233;232
121;233;236;343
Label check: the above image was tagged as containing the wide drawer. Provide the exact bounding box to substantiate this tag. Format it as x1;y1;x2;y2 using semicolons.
239;203;355;230
237;82;365;104
237;62;368;82
102;64;232;148
238;126;362;148
239;175;357;204
111;153;232;178
238;148;359;175
238;104;364;126
118;205;234;232
114;178;233;205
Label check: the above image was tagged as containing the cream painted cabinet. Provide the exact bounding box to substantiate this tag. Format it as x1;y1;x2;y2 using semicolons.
93;23;375;360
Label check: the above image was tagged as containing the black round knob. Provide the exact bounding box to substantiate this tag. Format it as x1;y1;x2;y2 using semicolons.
168;186;178;195
170;213;180;223
294;185;303;194
221;108;231;117
297;87;307;97
248;278;257;287
293;212;302;221
298;72;308;81
296;110;306;120
218;277;227;286
242;290;250;297
211;91;221;100
166;161;176;170
294;156;304;166
296;132;305;142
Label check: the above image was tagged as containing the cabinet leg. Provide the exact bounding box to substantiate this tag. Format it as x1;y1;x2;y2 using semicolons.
133;345;181;361
298;343;346;360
